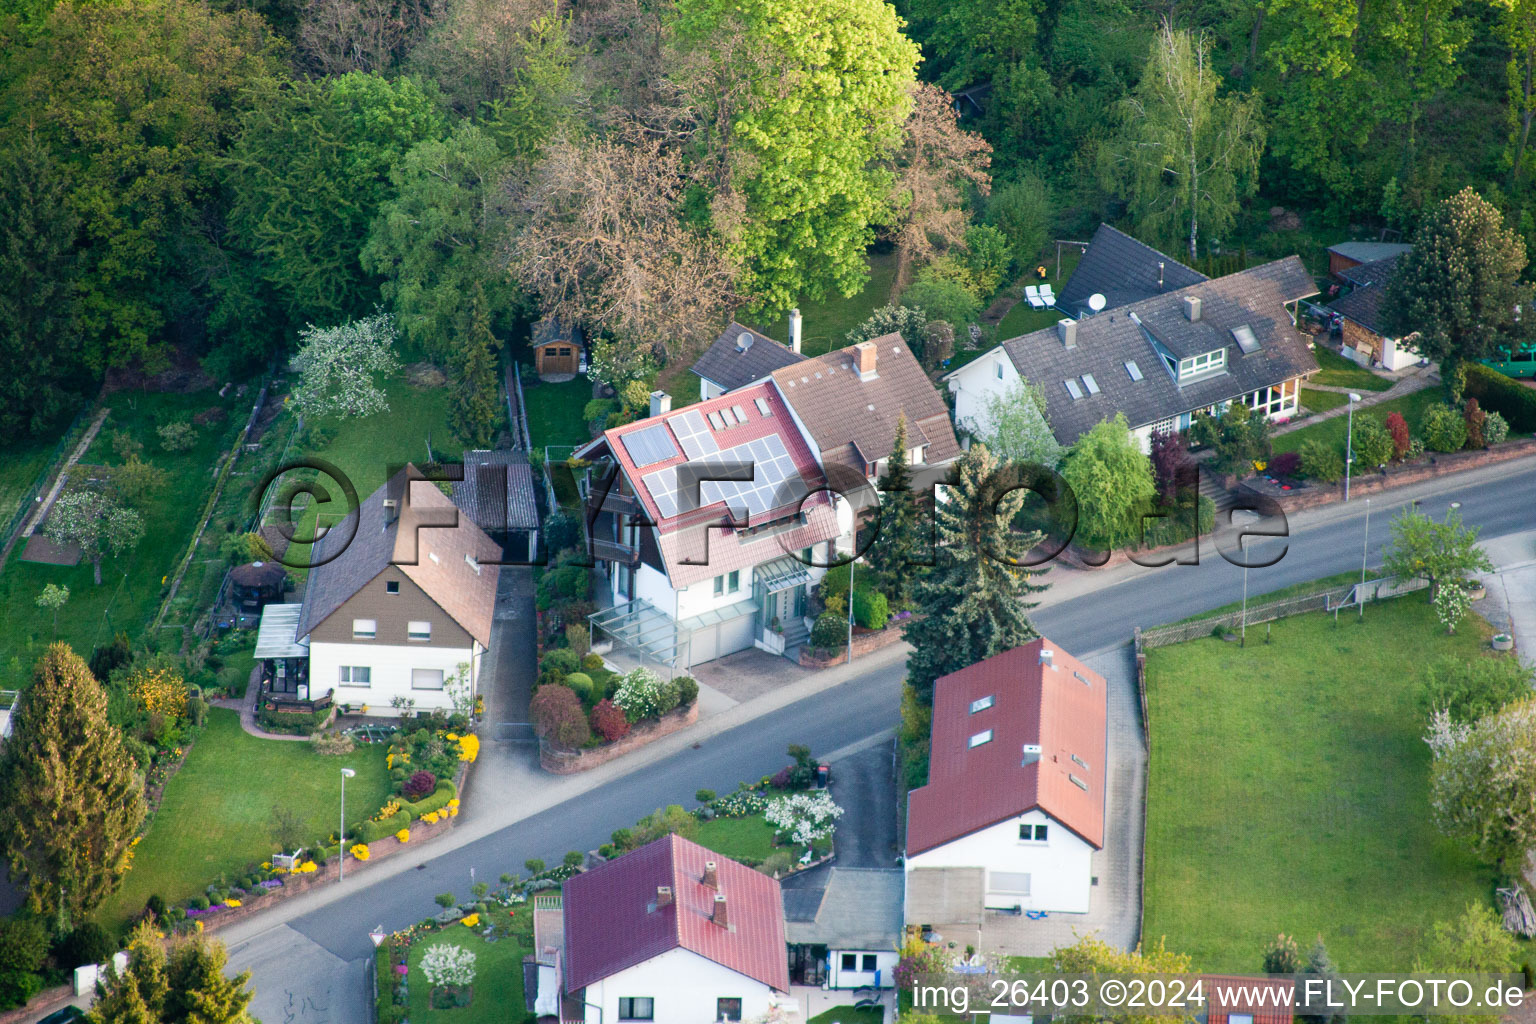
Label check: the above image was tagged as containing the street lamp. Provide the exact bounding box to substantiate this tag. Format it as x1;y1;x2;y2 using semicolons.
1240;533;1249;647
845;556;855;666
339;767;356;882
1344;392;1362;502
1359;498;1371;620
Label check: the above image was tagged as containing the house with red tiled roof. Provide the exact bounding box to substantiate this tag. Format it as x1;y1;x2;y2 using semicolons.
578;386;843;666
905;638;1108;933
540;834;791;1024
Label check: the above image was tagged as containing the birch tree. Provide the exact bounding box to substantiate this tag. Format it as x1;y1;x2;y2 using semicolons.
1101;21;1265;263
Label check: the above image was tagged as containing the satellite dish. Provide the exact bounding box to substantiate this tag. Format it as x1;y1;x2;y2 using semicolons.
1088;293;1107;313
736;331;754;352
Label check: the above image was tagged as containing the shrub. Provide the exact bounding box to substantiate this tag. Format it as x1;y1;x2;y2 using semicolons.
531;685;590;748
759;851;793;878
771;766;793;788
524;858;545;875
611;828;635;851
852;589;890;630
1418;655;1531;725
1464;397;1487;448
403;771;437;800
635;804;697;844
157;420;197;452
1385;411;1412;458
655;677;683;715
672;676;699;707
1299;439;1344;482
565;623;591;658
538;648;580;684
695;789;716;804
0;971;42;1011
811;612;846;651
421;943;477;989
563;850;584;869
311;731;355;755
1462;361;1536;432
1350;417;1394;470
0;919;47;976
56;922;116;969
613;668;665;723
1269;451;1301;478
580;653;605;672
435;892;456;907
535;566;589;612
543;510;581;553
1486;410;1510;445
590;699;630;742
562;672;594;704
1422;403;1468;452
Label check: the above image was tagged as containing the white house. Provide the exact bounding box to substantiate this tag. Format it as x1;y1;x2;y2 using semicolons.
783;868;902;990
1326;252;1424;371
255;467;500;717
553;834;791;1024
945;225;1319;453
905;638;1108;944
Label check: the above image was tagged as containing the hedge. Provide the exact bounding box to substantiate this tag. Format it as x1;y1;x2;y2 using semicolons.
257;707;325;734
1462;362;1536;432
400;779;457;819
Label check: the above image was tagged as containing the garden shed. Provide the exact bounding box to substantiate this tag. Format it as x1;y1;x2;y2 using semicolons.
229;560;288;614
533;318;584;378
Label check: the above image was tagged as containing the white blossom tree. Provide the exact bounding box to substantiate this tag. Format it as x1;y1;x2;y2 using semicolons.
765;791;844;849
1434;583;1472;634
421;942;477;994
290;312;401;420
44;490;144;585
1427;696;1536;870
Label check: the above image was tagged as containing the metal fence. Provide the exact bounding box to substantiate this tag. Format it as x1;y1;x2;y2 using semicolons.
0;404;94;562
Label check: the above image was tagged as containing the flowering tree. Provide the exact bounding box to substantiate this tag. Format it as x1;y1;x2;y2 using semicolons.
421;942;477;992
290;312;400;420
1434;583;1472;634
1427;697;1536;869
765;790;844;847
44;489;145;585
1381;507;1492;599
613;668;664;724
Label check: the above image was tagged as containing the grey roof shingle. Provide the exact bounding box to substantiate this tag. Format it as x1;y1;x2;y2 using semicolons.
1327;241;1413;265
690;322;806;393
998;257;1320;444
1327;253;1405;336
782;869;903;950
1058;224;1208;317
454;449;541;532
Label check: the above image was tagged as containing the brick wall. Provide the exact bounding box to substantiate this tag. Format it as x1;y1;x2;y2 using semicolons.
540;703;699;774
798;620;909;668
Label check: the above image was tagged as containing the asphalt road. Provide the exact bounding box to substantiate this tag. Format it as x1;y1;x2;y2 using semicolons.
232;456;1536;1014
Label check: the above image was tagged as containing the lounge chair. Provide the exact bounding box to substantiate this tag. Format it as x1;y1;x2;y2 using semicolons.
1025;285;1045;309
1039;283;1056;307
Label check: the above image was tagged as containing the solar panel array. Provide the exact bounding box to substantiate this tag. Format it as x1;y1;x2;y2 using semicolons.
619;423;678;467
640;433;806;520
668;409;718;459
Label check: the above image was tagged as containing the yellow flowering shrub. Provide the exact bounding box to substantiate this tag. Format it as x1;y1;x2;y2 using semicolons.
225;899;242;908
461;913;480;928
457;734;480;763
447;798;460;808
445;732;459;742
421;811;440;825
396;828;410;843
351;843;371;862
297;861;318;874
372;800;402;822
131;664;188;718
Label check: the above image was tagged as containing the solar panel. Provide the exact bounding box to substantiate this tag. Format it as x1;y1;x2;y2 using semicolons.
754;397;770;417
641;432;807;521
1082;373;1100;395
619;423;677;467
731;404;748;423
1232;324;1261;354
1064;379;1084;400
668;409;718;459
1125;360;1144;381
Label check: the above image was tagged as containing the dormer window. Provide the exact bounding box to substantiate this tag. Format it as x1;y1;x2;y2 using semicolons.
1178;349;1226;380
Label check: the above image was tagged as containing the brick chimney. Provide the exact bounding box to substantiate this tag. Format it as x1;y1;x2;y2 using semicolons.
702;861;718;888
649;391;672;418
655;885;673;908
712;893;729;927
853;341;878;381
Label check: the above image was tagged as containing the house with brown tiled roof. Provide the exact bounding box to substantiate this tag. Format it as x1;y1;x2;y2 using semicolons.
535;835;791;1024
254;465;501;717
905;638;1107;941
769;333;960;482
578;386;842;666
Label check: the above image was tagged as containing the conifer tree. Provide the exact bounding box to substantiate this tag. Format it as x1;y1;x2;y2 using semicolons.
450;283;502;448
0;644;145;928
89;923;256;1024
902;444;1048;704
865;416;921;606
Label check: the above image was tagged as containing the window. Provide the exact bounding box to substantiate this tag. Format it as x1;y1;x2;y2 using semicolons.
1069;773;1089;791
1230;1015;1254;1024
755;397;771;416
1064;379;1084;400
969;695;994;714
1081;373;1100;394
1178;348;1227;379
557;347;572;357
338;666;371;687
841;953;858;971
989;871;1031;896
411;668;445;690
408;621;431;642
1125;360;1144;381
715;570;740;596
717;998;743;1022
995;360;1005;379
1020;823;1048;842
1071;753;1090;770
968;729;993;748
861;954;878;972
1074;670;1091;687
619;998;654;1021
352;619;376;639
385;581;400;594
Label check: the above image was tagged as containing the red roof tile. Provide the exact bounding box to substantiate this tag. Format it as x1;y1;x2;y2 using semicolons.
1205;975;1295;1024
907;638;1108;856
562;835;790;994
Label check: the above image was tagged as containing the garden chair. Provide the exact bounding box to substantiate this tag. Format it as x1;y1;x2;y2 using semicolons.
1039;283;1056;307
1025;285;1045;309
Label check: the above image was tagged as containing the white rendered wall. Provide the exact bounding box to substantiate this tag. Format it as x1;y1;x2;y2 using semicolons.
905;810;1095;914
581;947;777;1024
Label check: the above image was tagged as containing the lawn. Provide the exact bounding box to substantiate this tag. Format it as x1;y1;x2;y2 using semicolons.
1310;346;1393;391
752;251;899;358
1272;387;1445;456
694;815;781;863
1298;387;1348;415
808;1007;883;1024
404;918;533;1023
1143;594;1505;972
522;374;593;452
0;389;243;685
95;709;391;933
0;414;79;537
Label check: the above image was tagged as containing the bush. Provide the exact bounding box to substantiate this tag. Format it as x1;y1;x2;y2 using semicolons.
1385;411;1412;459
635;805;697;844
56;922;116;969
538;648;580;684
695;789;716;804
1418;655;1531;725
1422;403;1468;452
1464;397;1487;448
611;828;635;851
852;589;890;630
435;892;456;908
580;653;605;673
1350;417;1394;470
901;275;981;334
672;676;699;707
524;858;545;875
613;668;665;723
1462;361;1536;432
531;684;591;749
562;672;594;704
310;731;354;755
1486;410;1511;445
0;971;42;1011
590;698;630;742
1299;439;1344;482
565;623;591;658
0;919;47;976
1269;451;1301;478
811;612;846;651
157;420;197;452
759;851;793;878
403;771;437;800
563;850;585;868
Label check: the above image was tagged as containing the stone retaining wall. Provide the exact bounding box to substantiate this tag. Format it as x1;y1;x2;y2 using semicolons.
540;703;699;774
798;621;909;668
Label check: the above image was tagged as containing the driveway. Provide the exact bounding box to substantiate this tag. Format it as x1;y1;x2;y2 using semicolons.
782;736;900;902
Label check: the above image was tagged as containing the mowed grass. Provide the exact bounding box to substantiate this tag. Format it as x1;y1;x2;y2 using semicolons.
694;815;781;863
0;390;241;684
1310;346;1394;391
406;918;532;1022
809;1007;882;1024
1143;595;1503;971
1299;387;1349;415
0;416;77;534
753;250;899;358
522;374;593;452
1272;388;1444;456
96;709;390;933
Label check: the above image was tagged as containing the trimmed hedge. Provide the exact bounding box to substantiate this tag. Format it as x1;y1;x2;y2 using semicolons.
1463;362;1536;432
355;781;458;843
257;707;325;734
401;779;457;819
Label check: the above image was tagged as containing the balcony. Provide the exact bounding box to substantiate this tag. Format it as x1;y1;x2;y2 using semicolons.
588;537;641;566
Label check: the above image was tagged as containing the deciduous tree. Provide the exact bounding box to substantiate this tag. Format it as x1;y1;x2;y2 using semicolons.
903;444;1048;704
44;491;145;586
289;313;401;421
1380;506;1492;599
1427;696;1536;870
970;380;1063;470
1414;903;1519;1024
34;584;68;639
1051;934;1193;1024
1060;413;1157;551
0;645;144;928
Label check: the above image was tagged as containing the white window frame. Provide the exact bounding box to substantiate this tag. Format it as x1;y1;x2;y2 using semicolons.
338;666;371;687
407;620;432;642
969;695;994;714
619;997;655;1022
969;729;993;748
1019;822;1048;843
352;619;377;639
411;668;445;691
385;580;400;594
1178;348;1227;379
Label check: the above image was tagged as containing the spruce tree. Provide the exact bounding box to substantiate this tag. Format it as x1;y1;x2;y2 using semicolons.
165;936;257;1023
0;644;145;928
449;283;502;448
902;444;1048;704
1298;937;1346;1024
865;416;920;606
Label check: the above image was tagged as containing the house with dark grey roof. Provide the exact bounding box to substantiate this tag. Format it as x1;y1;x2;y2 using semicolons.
1326;241;1413;278
454;449;542;563
783;868;902;990
1325;252;1423;371
257;465;501;716
1057;224;1208;318
691;316;807;400
946;257;1320;451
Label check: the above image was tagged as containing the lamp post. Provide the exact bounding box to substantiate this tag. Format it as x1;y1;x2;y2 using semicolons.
1240;533;1249;647
1344;392;1362;502
1359;498;1371;620
339;767;355;882
845;556;855;666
